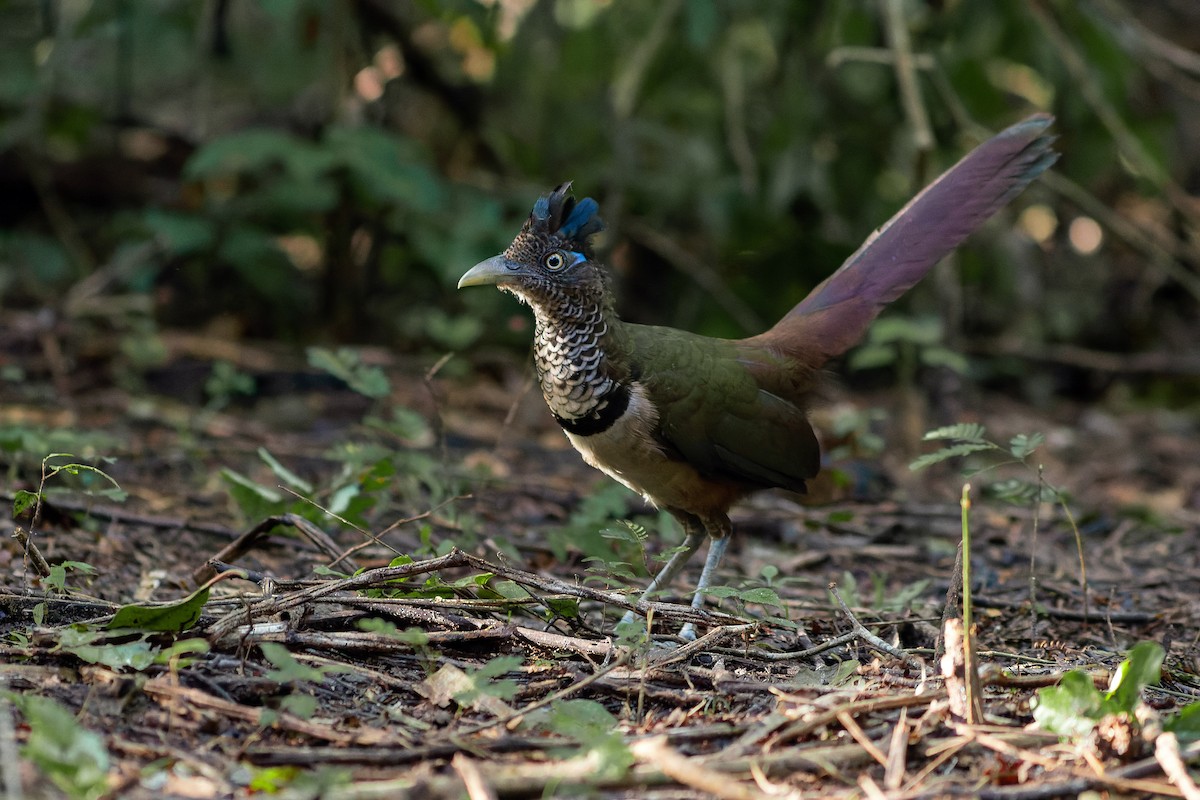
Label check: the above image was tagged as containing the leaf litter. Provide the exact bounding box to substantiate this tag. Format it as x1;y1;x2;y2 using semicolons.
2;351;1199;799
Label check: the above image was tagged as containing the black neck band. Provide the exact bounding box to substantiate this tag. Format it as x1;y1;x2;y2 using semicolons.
553;383;630;436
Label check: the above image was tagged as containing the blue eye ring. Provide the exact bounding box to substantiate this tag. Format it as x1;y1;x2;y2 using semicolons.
543;250;582;271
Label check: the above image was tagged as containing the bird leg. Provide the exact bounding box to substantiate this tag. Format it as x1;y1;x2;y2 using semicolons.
679;515;732;641
619;512;735;642
619;525;700;633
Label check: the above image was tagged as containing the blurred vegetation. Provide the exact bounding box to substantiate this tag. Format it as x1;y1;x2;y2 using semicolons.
0;0;1197;404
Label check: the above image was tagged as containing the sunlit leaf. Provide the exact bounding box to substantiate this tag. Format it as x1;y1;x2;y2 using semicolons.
921;424;988;442
1032;670;1107;738
13;489;39;517
1106;641;1163;711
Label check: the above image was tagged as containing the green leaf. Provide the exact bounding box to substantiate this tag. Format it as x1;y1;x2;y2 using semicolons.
325;126;443;212
1032;670;1107;738
44;561;97;592
918;346;969;373
485;580;532;601
534;699;633;779
65;639;158;671
1009;432;1046;460
737;587;783;606
43;460;123;496
221;467;290;521
248;765;301;793
601;520;648;545
474;654;524;681
546;699;618;738
11;693;111;800
1164;702;1200;744
366;406;434;447
1106;641;1163;712
326;482;361;516
13;488;40;517
423;308;484;350
866;315;944;346
909;442;996;471
281;693;318;719
108;587;210;632
357;618;431;646
985;478;1043;505
545;597;580;619
454;655;524;705
220;468;283;503
154;638;210;665
847;343;897;371
260;642;330;684
257;448;314;494
141;209;214;255
216;225;297;296
306;347;390;399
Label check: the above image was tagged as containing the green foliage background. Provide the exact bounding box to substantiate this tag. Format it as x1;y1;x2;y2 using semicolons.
0;0;1194;399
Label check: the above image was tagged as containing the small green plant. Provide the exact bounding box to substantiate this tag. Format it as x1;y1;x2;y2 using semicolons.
307;346;390;399
245;765;302;794
221;445;430;533
13;453;125;522
204;360;256;409
13;454;122;616
825;405;888;464
218;350;466;548
259;642;348;719
548;482;642;563
361;553;495;602
848;314;968;379
526;699;633;779
53;626;209;672
911;423;1086;585
452;655;524;707
1033;642;1200;748
0;428;121;473
910;424;1046;490
9;693;111;800
701;583;792;625
25;560;97;627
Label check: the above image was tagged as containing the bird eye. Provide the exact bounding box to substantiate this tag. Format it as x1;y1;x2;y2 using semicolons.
543;251;567;271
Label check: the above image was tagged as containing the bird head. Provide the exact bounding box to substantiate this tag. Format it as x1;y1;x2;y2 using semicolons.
458;183;607;309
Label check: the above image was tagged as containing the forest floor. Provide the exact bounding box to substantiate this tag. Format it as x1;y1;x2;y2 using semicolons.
2;336;1199;799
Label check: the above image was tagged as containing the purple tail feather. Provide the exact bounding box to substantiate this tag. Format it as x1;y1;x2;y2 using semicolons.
758;114;1057;362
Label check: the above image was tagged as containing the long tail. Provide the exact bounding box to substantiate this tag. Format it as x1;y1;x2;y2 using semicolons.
755;114;1057;362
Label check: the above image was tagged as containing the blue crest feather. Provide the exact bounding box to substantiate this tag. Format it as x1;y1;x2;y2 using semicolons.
559;198;599;238
527;182;605;250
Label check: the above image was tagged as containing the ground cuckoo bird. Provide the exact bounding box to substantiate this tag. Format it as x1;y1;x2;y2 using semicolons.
459;115;1057;636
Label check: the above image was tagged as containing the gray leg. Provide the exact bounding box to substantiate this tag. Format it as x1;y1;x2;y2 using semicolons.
679;534;730;641
619;527;705;629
